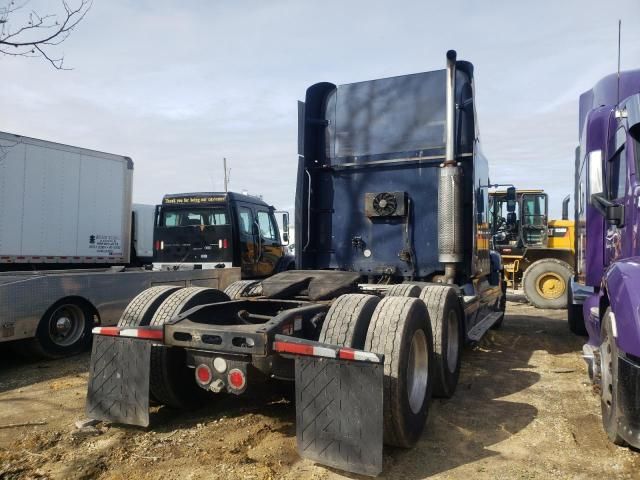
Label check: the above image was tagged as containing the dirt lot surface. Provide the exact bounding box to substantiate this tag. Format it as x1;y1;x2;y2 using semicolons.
2;301;640;479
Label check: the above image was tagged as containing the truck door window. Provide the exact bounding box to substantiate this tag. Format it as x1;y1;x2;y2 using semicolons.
609;145;626;200
238;207;253;235
256;211;277;241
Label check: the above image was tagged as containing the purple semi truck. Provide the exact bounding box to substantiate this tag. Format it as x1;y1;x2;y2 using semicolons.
568;67;640;447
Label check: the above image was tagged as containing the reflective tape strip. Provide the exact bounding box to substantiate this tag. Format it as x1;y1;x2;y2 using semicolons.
119;328;164;340
338;348;381;363
313;346;337;359
273;341;337;359
92;327;121;336
273;340;382;362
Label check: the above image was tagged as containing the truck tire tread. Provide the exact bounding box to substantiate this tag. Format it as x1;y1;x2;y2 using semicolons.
319;294;380;348
386;284;421;298
149;287;229;326
224;280;262;300
419;285;462;398
117;285;181;327
149;287;229;408
364;296;434;447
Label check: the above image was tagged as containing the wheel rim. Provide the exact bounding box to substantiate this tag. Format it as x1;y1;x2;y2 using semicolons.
446;310;459;373
535;272;566;300
600;328;614;414
406;329;429;414
48;304;85;347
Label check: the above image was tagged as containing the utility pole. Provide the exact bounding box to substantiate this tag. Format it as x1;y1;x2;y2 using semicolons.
223;157;230;192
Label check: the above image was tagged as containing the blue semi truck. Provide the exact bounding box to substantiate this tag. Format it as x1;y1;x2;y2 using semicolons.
84;51;505;476
568;68;640;448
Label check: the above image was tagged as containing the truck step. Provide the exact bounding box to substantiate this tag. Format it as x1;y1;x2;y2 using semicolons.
466;312;503;342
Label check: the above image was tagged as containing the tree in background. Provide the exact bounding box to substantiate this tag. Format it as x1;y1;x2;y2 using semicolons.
0;0;92;69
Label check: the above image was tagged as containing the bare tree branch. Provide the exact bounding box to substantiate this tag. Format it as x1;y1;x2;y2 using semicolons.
0;0;92;69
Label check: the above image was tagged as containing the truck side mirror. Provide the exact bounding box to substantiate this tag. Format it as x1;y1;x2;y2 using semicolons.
506;187;517;213
591;192;625;228
276;210;290;245
606;204;625;227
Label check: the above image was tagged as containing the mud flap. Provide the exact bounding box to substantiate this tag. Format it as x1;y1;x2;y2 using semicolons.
86;335;151;427
295;356;383;476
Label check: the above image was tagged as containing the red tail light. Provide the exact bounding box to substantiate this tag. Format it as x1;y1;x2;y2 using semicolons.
227;368;246;390
223;239;228;249
154;240;160;251
195;364;213;385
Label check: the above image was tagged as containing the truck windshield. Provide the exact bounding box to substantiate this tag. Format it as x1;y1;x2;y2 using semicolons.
161;209;228;227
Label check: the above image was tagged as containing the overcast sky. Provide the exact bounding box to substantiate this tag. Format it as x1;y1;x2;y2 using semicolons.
1;0;639;217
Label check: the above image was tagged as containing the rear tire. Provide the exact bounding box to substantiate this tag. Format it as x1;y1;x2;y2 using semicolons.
149;287;230;409
319;294;380;348
364;296;434;447
29;300;95;359
386;284;421;298
522;258;573;309
600;309;627;446
567;285;587;335
118;285;181;327
419;286;462;398
224;280;262;299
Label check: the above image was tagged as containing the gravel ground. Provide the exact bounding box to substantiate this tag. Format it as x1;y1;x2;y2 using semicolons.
1;301;639;479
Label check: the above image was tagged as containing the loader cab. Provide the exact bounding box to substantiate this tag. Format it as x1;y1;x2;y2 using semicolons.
490;189;548;253
153;192;290;277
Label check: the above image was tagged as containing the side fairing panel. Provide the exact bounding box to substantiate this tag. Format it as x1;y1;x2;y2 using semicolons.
604;258;640;357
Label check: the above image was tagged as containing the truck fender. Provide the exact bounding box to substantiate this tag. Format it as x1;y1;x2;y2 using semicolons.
275;254;296;273
603;257;640;357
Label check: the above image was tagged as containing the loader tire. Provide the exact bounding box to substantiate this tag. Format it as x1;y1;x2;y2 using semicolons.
364;296;434;447
385;283;421;298
522;259;573;309
319;294;380;349
224;280;263;299
567;286;587;336
117;285;181;328
149;287;230;409
419;285;462;398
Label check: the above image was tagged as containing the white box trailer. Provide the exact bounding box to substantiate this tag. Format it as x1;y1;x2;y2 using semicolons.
0;131;133;267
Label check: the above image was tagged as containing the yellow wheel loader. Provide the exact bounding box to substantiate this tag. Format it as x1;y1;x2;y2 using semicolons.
490;188;575;309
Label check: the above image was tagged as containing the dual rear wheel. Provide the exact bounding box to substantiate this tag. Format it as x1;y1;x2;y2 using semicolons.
117;286;230;409
320;285;462;447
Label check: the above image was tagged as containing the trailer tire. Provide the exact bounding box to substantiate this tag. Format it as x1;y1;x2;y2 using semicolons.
567;286;587;336
419;286;462;398
319;294;380;349
600;309;627;446
364;296;434;447
117;285;182;328
385;284;421;298
29;300;96;359
224;280;263;300
149;287;229;409
522;258;573;309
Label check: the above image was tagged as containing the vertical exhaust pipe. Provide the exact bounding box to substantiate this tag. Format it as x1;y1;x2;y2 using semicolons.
438;50;463;284
562;195;570;220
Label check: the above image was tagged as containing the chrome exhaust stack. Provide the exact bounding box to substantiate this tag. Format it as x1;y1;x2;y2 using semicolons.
438;50;463;284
